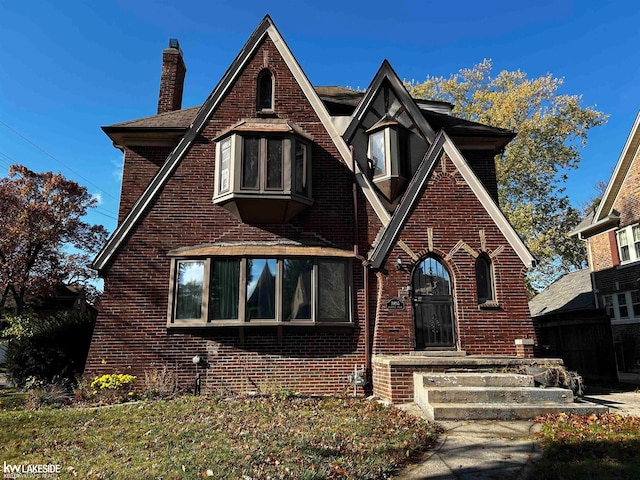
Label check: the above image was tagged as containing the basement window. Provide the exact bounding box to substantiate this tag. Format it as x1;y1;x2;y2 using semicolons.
168;257;352;326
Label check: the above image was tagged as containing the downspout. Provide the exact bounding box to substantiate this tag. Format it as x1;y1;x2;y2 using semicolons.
350;146;371;376
578;231;599;308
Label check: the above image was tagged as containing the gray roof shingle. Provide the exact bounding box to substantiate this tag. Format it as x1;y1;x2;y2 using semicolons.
529;269;595;317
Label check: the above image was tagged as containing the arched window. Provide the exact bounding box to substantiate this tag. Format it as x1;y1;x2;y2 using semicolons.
257;69;274;111
412;256;452;297
475;254;494;304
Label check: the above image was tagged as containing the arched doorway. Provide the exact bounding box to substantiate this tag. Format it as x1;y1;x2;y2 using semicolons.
411;256;456;349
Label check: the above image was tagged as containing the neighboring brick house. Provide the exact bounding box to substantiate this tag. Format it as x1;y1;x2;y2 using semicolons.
572;111;640;382
86;16;537;398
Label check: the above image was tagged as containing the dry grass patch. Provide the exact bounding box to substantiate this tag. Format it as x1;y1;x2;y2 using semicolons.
530;413;640;479
0;395;442;479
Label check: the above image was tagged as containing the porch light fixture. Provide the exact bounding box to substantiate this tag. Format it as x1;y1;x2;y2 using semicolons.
192;355;201;395
395;255;403;271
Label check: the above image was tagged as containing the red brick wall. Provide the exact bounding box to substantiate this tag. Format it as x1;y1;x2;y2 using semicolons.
118;146;169;222
614;151;640;228
372;152;535;356
588;150;639;273
589;150;640;292
87;36;378;395
460;149;499;204
588;231;617;272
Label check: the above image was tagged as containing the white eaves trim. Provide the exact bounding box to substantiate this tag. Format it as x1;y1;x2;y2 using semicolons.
442;132;536;267
595;110;640;222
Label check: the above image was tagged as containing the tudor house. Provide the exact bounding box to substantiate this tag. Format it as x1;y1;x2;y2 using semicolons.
572;111;640;383
86;16;537;401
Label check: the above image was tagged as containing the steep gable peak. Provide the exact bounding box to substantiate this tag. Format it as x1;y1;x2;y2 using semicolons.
93;15;390;272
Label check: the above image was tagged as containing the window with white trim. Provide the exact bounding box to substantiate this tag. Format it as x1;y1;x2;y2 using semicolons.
169;257;351;326
603;290;640;324
617;225;640;263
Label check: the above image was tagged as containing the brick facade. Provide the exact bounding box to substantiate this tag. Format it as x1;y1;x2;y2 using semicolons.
87;36;376;396
578;112;640;380
87;19;537;398
372;153;534;357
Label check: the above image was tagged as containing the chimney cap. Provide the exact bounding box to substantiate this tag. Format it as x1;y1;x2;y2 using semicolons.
166;38;183;55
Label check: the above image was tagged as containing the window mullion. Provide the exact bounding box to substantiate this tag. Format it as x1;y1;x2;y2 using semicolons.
239;258;247;322
202;259;211;323
312;261;318;323
260;138;267;192
276;259;283;322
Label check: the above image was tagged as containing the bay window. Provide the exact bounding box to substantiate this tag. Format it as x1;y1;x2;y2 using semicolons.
168;257;352;326
213;120;313;223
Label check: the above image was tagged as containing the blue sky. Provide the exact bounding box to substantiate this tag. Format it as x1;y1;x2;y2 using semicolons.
1;0;639;234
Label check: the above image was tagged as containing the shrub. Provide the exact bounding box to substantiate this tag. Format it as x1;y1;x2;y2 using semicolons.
143;366;179;399
3;310;95;388
25;382;72;409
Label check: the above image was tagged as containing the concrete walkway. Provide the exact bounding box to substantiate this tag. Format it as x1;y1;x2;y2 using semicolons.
583;389;640;416
394;388;640;479
394;405;542;480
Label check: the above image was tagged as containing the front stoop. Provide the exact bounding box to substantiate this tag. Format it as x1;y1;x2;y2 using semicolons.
414;372;608;420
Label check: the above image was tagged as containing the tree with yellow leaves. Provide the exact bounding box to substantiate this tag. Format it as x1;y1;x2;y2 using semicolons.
408;60;607;291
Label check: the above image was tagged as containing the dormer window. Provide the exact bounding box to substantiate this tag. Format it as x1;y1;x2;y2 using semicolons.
366;115;409;202
213;119;313;223
257;69;274;111
369;130;386;177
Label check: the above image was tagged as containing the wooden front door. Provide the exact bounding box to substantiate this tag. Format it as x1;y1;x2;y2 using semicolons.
412;256;456;349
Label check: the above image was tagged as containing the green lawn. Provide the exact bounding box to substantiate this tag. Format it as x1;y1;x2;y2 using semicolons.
0;395;442;479
530;413;640;480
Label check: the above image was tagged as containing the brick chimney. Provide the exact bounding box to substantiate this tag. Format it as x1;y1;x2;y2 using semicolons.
157;39;186;114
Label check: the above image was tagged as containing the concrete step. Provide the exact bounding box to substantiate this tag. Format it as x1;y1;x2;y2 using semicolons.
424;386;573;405
409;350;467;357
423;401;609;421
417;372;534;388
